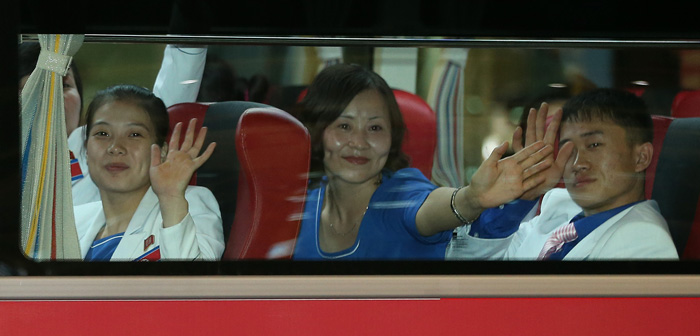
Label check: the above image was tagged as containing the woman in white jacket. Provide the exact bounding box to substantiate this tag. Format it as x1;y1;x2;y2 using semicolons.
74;84;224;261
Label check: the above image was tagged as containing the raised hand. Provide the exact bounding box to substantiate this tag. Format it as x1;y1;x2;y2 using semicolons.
468;140;553;209
512;103;574;200
149;118;216;200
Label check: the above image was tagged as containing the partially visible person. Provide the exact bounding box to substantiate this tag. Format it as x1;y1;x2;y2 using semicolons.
448;88;678;260
19;42;84;137
196;54;237;102
19;42;208;206
73;85;223;261
243;73;270;103
292;64;554;260
196;54;270;103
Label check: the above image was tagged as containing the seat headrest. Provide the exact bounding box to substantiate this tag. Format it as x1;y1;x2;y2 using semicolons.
167;101;270;244
651;117;700;256
672;90;700;118
224;107;310;259
393;89;437;179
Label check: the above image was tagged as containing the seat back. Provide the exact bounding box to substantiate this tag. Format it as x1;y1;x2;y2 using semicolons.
393;89;437;178
646;116;675;200
671;90;700;118
223;107;310;259
649;117;700;258
167;101;269;248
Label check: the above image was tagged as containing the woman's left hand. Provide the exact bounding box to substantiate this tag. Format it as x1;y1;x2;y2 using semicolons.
469;140;553;209
511;104;574;200
150;118;216;200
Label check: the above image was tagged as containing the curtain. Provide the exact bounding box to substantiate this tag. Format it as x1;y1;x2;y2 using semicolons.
21;34;84;260
427;48;469;187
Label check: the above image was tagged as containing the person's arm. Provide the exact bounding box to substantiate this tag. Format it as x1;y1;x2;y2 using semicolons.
158;186;225;260
153;45;207;107
446;195;545;260
459;104;573;240
415;140;552;237
467;198;539;238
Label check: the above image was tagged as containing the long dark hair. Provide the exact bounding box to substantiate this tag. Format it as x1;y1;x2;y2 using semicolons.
294;64;409;183
196;54;270;103
84;85;169;146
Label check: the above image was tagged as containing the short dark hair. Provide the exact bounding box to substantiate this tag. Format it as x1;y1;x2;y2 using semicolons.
84;85;169;146
196;54;237;102
562;88;653;145
19;42;84;114
294;64;409;182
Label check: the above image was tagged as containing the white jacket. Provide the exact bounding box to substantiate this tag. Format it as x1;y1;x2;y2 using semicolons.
74;186;224;261
448;188;679;260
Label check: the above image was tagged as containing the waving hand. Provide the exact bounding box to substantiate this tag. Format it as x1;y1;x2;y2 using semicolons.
511;103;574;200
149;118;216;227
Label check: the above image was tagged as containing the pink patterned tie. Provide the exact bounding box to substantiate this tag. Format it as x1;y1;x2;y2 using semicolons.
537;222;579;260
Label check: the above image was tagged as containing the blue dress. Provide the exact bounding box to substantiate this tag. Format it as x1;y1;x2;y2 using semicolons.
293;168;452;260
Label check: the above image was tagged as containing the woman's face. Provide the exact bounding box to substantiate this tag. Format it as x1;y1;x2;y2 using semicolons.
62;69;82;136
86;100;158;196
322;89;392;185
19;68;81;137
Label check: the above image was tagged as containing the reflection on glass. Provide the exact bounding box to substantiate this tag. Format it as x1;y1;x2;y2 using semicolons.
19;35;700;261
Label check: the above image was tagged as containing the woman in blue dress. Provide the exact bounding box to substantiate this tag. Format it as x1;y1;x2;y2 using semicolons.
292;64;553;260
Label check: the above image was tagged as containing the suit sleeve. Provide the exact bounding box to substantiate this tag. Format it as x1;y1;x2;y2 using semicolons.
449;193;554;260
159;187;225;260
592;219;679;259
468;199;539;238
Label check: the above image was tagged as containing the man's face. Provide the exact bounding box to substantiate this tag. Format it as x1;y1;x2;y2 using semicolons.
559;119;650;216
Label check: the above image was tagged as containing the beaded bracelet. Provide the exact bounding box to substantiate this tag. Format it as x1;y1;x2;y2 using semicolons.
450;186;478;225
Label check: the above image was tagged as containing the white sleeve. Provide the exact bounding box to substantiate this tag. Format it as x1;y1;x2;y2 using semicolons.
447;230;513;260
153;45;207;107
159;186;224;260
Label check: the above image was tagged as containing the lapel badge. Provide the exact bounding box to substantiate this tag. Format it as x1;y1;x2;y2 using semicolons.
144;234;155;251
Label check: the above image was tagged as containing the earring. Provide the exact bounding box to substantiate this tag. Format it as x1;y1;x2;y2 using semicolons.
375;173;383;185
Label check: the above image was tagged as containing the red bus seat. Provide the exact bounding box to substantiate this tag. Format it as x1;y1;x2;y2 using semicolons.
224;107;309;259
646;116;674;200
393;89;437;179
167;102;309;259
671;90;700;118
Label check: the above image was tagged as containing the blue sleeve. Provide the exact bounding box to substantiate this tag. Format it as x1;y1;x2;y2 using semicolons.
468;199;538;238
376;169;451;244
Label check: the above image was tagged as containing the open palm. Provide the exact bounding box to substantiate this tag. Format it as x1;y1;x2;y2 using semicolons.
470;140;553;209
150;118;216;199
511;103;574;200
